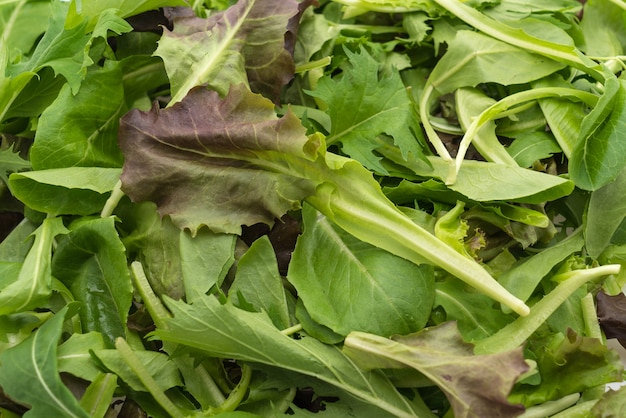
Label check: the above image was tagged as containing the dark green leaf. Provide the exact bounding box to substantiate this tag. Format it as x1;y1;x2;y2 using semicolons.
52;217;132;347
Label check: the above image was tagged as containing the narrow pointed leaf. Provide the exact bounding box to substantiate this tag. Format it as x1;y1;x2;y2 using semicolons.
0;306;90;418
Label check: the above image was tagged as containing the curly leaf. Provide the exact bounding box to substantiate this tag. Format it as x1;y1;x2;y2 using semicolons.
156;0;299;104
119;85;321;235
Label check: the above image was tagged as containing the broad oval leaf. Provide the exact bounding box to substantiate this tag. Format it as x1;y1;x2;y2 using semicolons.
118;85;321;235
289;204;435;337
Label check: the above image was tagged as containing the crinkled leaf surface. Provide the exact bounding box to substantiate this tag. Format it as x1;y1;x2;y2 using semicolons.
343;322;529;418
155;0;298;104
52;217;132;348
154;295;431;418
288;204;434;337
509;329;624;407
0;306;90;418
119;85;320;235
308;47;423;174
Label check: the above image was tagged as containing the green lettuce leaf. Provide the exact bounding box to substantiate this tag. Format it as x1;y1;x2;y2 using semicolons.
288;204;435;337
155;0;299;104
0;305;90;418
343;322;529;418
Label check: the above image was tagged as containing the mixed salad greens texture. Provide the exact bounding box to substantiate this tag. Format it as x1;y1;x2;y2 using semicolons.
2;0;626;416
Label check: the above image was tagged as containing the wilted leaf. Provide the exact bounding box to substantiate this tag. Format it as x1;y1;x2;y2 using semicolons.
343;322;529;418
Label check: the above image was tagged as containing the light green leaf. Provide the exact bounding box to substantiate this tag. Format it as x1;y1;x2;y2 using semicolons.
154;295;434;418
181;228;236;303
9;167;122;215
0;217;68;315
308;46;424;174
79;373;118;418
0;306;90;418
0;0;51;56
425;30;565;96
506;131;561;168
30;61;126;170
92;349;183;393
52;217;132;347
380;146;574;204
230;235;290;330
343;322;529;418
455;87;517;166
58;332;107;381
289;204;434;337
155;0;299;104
498;228;584;301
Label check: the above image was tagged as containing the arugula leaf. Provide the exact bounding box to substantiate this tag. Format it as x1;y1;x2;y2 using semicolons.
155;0;299;104
0;305;90;418
308;46;424;174
343;322;529;418
155;295;435;418
0;144;30;185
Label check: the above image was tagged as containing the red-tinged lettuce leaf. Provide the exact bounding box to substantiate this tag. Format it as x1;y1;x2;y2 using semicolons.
509;329;625;407
156;0;299;104
343;322;529;418
597;291;626;349
0;305;90;418
591;386;626;417
118;85;321;235
308;46;424;174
